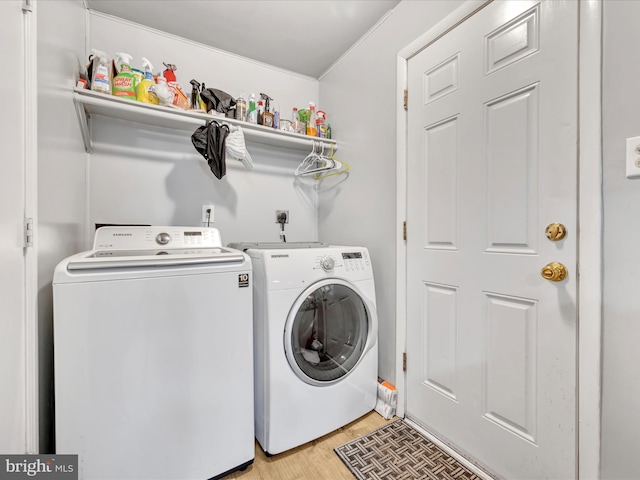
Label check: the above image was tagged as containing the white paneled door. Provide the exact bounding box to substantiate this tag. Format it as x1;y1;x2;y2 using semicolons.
405;1;577;478
0;0;28;453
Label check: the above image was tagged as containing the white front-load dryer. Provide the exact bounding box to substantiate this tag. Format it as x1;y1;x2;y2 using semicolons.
241;244;378;455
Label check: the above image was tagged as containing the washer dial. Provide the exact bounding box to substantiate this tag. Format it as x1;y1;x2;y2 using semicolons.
155;232;171;245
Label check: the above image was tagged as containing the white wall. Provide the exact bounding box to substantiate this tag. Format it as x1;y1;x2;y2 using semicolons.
318;0;465;384
88;13;321;246
37;0;87;452
601;2;640;477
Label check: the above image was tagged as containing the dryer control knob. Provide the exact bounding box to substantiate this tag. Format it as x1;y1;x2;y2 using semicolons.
156;232;171;245
321;256;335;271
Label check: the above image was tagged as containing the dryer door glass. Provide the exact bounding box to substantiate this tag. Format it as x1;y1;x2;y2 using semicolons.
288;283;369;383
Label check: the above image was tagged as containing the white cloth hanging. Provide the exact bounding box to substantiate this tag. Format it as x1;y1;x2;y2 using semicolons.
225;126;254;170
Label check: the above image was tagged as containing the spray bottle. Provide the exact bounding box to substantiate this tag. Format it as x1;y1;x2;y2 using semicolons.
200;82;208;111
136;58;158;104
112;53;136;100
90;49;111;94
162;62;177;82
260;93;274;128
189;80;201;111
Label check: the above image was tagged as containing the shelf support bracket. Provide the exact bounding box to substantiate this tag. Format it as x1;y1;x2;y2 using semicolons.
74;95;93;153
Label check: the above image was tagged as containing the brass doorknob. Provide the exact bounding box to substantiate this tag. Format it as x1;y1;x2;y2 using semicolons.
545;223;567;241
541;262;568;282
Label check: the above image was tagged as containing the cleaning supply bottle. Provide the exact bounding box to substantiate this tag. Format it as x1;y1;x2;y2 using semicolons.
136;58;158;104
189;79;201;110
260;93;274;128
315;110;327;138
247;93;257;123
162;62;177;82
292;107;304;134
257;100;264;125
90;49;111;94
112;53;136;100
306;102;317;137
199;82;208;111
235;94;247;122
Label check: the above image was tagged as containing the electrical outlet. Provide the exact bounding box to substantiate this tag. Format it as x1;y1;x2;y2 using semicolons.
201;204;215;224
276;210;289;224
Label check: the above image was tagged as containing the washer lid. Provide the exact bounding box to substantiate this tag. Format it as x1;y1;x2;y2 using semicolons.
67;247;245;270
67;226;244;270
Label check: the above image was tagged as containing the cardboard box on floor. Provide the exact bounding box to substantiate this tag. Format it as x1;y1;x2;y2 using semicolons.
375;378;397;419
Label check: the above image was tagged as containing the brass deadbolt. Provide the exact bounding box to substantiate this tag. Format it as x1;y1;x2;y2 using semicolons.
545;223;567;241
541;262;568;282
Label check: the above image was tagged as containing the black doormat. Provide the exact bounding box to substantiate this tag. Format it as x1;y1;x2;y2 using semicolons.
335;419;491;480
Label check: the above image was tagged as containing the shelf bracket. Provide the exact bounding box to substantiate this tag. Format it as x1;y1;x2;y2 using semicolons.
74;95;93;153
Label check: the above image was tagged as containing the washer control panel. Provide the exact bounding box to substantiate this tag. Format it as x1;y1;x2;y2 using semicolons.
94;226;223;250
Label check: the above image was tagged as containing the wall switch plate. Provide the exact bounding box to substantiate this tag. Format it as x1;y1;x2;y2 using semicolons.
626;136;640;179
201;204;215;224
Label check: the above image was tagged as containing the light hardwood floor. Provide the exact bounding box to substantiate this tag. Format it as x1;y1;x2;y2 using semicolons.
222;411;391;480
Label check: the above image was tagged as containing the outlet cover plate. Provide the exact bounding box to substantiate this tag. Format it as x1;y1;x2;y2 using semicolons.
202;204;215;224
276;210;289;223
626;136;640;179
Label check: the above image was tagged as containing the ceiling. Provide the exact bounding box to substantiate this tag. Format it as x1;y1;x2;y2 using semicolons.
85;0;401;78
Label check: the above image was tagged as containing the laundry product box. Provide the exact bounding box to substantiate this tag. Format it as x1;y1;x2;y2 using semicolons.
375;378;397;419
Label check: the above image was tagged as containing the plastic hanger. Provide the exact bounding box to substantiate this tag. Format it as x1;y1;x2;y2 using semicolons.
313;144;350;179
294;141;335;176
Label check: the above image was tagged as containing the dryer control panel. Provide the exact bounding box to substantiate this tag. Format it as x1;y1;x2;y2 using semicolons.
341;251;371;272
256;246;373;290
312;249;371;274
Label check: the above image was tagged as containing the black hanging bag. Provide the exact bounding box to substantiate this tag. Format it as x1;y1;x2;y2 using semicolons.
191;120;230;179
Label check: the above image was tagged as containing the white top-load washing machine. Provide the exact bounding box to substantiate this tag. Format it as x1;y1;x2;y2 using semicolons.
53;226;254;480
230;242;378;455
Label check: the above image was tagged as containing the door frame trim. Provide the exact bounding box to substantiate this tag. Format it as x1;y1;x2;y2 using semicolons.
24;0;39;452
394;1;603;478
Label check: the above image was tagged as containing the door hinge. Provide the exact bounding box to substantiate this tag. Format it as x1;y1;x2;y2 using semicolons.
403;89;408;111
24;218;34;248
22;0;32;12
403;221;407;241
403;352;407;372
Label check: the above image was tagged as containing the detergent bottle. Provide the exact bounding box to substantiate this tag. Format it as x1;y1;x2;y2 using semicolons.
112;53;136;100
136;58;159;104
